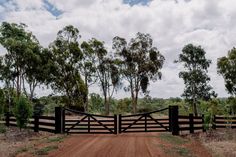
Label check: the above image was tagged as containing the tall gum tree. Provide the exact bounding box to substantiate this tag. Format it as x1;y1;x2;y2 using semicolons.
89;38;121;115
217;48;236;114
113;33;165;113
175;44;217;116
48;25;87;110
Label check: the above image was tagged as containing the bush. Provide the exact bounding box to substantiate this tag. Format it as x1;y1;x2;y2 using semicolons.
14;96;33;130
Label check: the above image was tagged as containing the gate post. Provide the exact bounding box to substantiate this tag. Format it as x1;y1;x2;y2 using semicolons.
169;106;179;135
34;114;39;132
55;107;64;134
118;114;122;133
189;114;194;134
5;112;10;127
114;115;117;134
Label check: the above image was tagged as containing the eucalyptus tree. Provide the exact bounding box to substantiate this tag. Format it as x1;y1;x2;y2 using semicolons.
48;25;87;110
217;48;236;114
112;33;165;113
0;22;44;102
80;41;97;112
89;38;121;115
175;44;217;116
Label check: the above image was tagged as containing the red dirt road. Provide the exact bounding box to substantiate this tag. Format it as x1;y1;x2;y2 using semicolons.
49;133;211;157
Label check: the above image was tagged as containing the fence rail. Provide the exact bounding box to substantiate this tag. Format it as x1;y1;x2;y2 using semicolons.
4;112;56;133
214;116;236;129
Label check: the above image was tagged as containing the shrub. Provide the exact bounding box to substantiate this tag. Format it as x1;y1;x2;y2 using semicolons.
14;95;33;130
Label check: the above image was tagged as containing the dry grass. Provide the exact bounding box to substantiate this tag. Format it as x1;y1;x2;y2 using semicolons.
185;129;236;157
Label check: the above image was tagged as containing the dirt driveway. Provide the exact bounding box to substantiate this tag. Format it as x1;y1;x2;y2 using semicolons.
48;133;211;157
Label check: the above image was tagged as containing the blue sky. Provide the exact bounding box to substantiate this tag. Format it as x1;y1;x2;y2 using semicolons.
0;0;235;98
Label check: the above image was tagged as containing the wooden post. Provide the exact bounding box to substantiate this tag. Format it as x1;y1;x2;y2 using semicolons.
34;115;39;132
212;115;216;130
145;114;147;132
62;108;65;133
55;107;63;134
88;116;90;133
169;106;172;132
118;114;122;133
169;106;179;135
189;114;194;134
114;115;117;134
5;112;10;127
202;114;206;132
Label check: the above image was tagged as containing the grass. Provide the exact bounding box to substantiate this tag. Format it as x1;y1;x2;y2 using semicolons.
172;146;193;157
46;136;64;143
15;146;30;155
0;124;6;133
35;145;58;155
159;133;189;145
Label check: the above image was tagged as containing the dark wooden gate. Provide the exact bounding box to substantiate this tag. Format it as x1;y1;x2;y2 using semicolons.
119;108;169;133
64;108;117;134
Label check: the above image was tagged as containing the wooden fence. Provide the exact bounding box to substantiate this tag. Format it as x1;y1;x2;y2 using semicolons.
178;114;205;134
1;106;236;135
213;115;236;129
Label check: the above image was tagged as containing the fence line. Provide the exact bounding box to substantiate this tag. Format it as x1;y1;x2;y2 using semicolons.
1;106;236;135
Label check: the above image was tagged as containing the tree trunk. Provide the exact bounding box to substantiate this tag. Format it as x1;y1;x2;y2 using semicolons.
193;102;198;116
84;75;89;112
104;96;109;115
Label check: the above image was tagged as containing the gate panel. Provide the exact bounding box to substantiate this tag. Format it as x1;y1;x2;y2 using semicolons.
64;108;117;134
119;108;169;133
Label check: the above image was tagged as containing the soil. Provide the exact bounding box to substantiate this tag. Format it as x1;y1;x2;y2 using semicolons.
48;133;211;157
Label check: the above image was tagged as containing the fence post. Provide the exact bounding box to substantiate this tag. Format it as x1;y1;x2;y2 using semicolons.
55;107;63;134
114;115;117;134
169;106;172;132
202;114;206;132
34;115;39;132
118;114;122;134
145;114;147;132
169;106;179;135
5;112;10;127
189;114;194;134
62;108;65;133
212;115;216;130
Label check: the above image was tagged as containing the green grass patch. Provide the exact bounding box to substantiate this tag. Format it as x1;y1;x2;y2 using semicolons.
35;145;58;155
173;147;192;157
159;133;189;145
16;147;29;154
0;124;6;133
46;136;64;143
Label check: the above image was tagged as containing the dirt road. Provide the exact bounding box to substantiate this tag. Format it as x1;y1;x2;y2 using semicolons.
48;133;211;157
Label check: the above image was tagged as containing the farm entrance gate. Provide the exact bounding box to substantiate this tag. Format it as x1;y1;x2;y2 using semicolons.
55;106;179;135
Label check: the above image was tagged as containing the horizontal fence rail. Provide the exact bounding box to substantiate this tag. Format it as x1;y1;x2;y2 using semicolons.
5;114;56;133
214;116;236;129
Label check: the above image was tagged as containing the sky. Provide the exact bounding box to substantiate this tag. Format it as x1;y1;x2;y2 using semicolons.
0;0;235;99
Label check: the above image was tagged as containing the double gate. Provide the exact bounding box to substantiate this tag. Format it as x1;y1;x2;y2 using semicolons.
63;107;170;134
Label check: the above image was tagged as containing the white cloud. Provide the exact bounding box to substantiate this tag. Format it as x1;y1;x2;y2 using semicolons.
1;0;235;98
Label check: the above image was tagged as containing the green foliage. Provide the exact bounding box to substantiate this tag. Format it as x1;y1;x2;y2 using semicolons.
89;93;104;113
48;25;87;111
175;44;217;115
0;22;42;99
217;48;236;96
113;33;165;113
14;95;32;129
